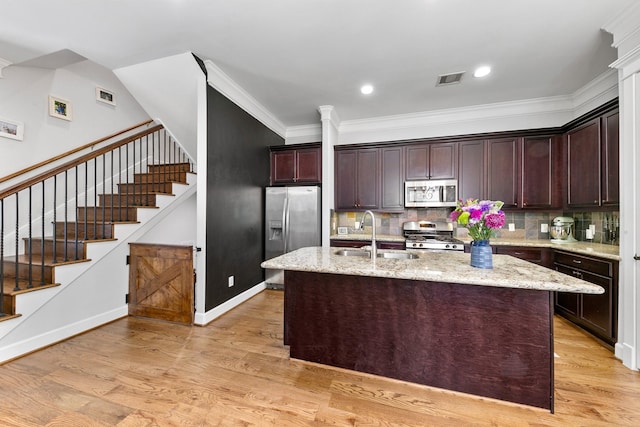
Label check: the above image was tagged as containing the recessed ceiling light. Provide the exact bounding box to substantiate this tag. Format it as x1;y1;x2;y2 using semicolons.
473;66;491;78
360;84;374;95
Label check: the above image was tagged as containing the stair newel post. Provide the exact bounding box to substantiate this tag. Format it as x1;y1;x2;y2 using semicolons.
63;170;69;262
1;198;4;312
74;165;79;260
27;186;32;288
84;160;88;241
125;141;130;221
118;146;122;223
101;154;106;239
52;175;57;264
110;148;114;234
14;192;20;291
40;180;45;285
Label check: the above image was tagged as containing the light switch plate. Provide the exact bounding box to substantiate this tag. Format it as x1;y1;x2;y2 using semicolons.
541;223;549;233
508;223;515;231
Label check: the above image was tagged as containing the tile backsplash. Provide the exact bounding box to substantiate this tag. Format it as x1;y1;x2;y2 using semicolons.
334;209;620;246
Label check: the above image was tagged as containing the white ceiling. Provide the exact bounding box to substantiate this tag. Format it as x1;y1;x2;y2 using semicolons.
0;0;634;127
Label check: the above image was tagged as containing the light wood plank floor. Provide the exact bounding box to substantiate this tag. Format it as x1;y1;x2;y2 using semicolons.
0;289;639;426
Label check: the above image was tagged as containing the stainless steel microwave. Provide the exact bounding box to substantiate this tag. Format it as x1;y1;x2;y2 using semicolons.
404;179;458;207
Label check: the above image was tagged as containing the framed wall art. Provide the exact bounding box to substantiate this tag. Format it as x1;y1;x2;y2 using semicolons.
96;87;116;106
49;95;73;121
0;116;24;141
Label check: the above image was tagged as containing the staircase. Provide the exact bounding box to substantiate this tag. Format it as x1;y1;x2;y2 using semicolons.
0;123;195;331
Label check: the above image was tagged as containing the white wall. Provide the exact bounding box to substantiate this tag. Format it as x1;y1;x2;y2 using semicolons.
0;60;149;178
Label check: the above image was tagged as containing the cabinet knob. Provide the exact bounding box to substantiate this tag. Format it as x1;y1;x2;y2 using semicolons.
572;260;582;264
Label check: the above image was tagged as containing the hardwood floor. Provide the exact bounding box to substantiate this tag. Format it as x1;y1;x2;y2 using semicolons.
0;289;638;426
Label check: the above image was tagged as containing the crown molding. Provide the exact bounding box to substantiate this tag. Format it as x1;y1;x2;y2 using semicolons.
204;59;287;138
0;57;12;78
285;123;322;144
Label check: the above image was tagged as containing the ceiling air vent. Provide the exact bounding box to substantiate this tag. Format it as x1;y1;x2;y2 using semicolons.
436;71;465;86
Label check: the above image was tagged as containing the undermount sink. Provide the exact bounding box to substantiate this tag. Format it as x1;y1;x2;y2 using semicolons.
378;251;418;260
334;249;418;260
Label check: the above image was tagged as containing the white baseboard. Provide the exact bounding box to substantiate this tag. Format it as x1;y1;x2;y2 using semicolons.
194;282;267;326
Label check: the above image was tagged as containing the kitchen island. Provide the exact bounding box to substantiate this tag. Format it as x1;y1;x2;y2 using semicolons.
261;247;603;412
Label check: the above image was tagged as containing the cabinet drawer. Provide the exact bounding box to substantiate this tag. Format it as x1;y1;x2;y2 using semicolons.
554;251;613;277
496;246;542;262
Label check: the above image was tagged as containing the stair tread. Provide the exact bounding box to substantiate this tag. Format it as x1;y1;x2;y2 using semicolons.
3;254;91;266
23;236;117;243
3;280;60;296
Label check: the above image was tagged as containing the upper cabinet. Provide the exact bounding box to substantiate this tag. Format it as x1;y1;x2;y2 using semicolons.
601;110;619;206
270;143;321;185
564;105;619;209
335;148;379;210
521;136;562;209
380;146;404;211
405;143;456;180
486;138;519;208
457;140;485;202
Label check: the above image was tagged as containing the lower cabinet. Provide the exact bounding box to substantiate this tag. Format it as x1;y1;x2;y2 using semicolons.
495;246;554;269
330;239;405;250
553;250;618;347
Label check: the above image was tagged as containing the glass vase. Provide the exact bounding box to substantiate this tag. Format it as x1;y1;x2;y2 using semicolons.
470;239;493;269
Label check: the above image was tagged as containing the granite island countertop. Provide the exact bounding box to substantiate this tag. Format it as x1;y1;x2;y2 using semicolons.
330;234;620;261
261;246;604;294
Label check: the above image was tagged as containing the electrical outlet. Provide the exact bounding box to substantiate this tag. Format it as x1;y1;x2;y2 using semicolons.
541;223;549;233
228;276;234;287
508;223;515;232
355;221;360;230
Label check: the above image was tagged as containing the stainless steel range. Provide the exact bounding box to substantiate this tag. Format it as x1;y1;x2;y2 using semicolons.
403;220;464;251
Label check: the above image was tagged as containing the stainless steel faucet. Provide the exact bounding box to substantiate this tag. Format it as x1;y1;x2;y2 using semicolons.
359;210;377;259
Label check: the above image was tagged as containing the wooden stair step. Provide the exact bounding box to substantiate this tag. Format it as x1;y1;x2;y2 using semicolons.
117;182;174;194
54;222;115;240
77;206;139;222
147;162;191;174
23;237;87;259
3;254;90;283
134;171;187;184
99;193;157;207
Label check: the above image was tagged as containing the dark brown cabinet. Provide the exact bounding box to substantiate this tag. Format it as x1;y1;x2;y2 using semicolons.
380;146;404;211
553;250;618;347
566;118;601;208
565;105;620;209
335;148;379;210
270;144;321;185
495;246;554;269
457;140;485;201
521;136;561;209
405;143;456;180
486;138;519;208
602;109;619;206
330;239;405;250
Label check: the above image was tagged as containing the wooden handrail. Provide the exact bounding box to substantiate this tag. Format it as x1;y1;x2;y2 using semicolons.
0;124;163;200
0;119;154;185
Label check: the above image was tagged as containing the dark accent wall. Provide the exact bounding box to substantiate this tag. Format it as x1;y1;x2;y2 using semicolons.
206;86;284;310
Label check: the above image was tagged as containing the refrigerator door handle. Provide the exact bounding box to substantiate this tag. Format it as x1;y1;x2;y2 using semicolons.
283;194;289;253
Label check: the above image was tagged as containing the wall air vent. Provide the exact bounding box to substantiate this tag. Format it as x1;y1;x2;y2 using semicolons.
436;71;465;86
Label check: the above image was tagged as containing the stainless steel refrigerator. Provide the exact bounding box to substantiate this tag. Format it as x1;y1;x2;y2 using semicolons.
264;186;321;289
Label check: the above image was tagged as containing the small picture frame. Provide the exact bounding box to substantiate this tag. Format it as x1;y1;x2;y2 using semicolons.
49;95;73;121
0;116;24;141
337;226;349;235
96;87;116;106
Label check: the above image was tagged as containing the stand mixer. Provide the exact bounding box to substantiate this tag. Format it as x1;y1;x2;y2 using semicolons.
550;216;577;243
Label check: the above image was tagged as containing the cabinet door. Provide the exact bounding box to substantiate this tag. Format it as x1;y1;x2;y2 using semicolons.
405;144;430;180
335;150;358;209
521;136;555;208
579;271;614;341
271;150;296;184
380;146;404;211
356;149;380;209
486;138;518;208
458;140;485;201
554;266;580;317
601;110;619;206
567;119;601;207
429;143;457;179
295;147;321;183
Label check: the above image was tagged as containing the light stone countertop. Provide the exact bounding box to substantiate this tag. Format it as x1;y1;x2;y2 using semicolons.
261;246;604;294
330;234;620;261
